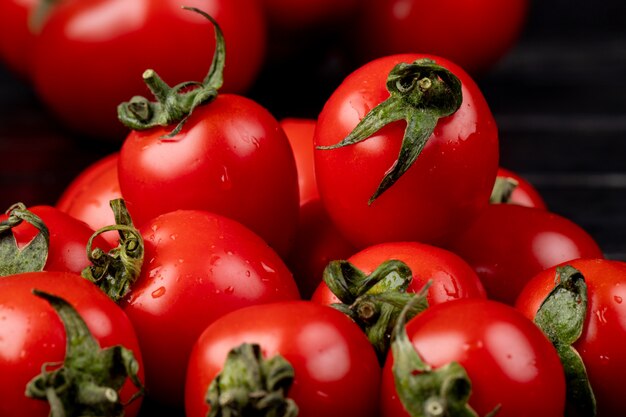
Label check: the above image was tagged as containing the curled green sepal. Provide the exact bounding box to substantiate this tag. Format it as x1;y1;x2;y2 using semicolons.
391;292;499;417
317;58;463;204
533;265;596;416
324;259;428;362
206;343;298;417
82;199;144;302
25;290;144;417
489;177;519;204
117;6;225;138
0;203;50;276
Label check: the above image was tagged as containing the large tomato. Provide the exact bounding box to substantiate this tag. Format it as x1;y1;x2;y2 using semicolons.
314;54;499;249
31;0;267;140
516;258;626;416
0;271;144;417
185;301;381;417
381;298;565;417
448;204;604;305
355;0;529;75
120;209;300;406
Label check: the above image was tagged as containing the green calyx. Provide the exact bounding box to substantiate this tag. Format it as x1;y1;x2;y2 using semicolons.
391;294;498;417
317;58;463;204
206;343;298;417
0;203;49;276
82;199;144;302
534;265;596;416
323;259;428;363
117;6;225;138
489;177;519;204
25;290;144;417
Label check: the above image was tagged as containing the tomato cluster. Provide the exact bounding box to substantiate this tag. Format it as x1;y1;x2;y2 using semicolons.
1;1;624;417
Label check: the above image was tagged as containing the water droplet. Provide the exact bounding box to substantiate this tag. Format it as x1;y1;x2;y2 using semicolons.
170;233;178;241
210;255;221;265
151;286;166;298
151;224;158;232
615;295;623;304
261;262;276;273
595;308;608;324
599;355;610;364
220;166;232;190
224;286;234;294
245;270;251;277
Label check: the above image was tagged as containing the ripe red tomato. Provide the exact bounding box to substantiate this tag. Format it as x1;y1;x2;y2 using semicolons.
516;258;626;416
356;0;529;75
281;118;319;206
185;301;381;417
312;241;486;306
118;95;300;257
0;0;38;78
56;153;121;247
31;0;267;140
492;167;546;209
314;54;499;249
120;209;300;406
380;298;565;417
448;204;604;305
0;204;111;274
0;271;144;417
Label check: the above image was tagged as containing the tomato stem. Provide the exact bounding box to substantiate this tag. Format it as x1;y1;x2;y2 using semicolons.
489;176;519;204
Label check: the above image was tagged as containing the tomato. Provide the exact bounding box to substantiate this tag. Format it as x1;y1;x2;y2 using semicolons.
120;209;300;406
0;204;112;274
260;0;360;32
31;0;267;140
492;167;546;209
516;258;626;416
0;0;37;78
380;298;565;417
355;0;529;75
281;118;319;206
56;152;121;247
312;241;486;306
314;54;499;249
0;271;144;417
185;300;381;417
448;204;604;305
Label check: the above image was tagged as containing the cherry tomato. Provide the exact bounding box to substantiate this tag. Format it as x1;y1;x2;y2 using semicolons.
31;0;267;140
0;271;144;417
312;241;486;306
314;54;499;249
120;209;300;406
0;0;37;78
185;300;381;417
356;0;529;75
56;153;121;247
516;258;626;416
493;167;546;209
0;204;111;274
118;95;300;257
448;204;604;305
380;298;565;417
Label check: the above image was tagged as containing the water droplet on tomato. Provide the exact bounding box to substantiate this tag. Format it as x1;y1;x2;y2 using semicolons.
220;166;232;190
170;234;178;241
151;286;166;298
615;295;623;304
261;262;275;273
245;270;251;277
224;286;234;294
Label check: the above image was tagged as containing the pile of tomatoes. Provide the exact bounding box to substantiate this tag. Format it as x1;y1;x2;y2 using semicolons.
1;1;625;417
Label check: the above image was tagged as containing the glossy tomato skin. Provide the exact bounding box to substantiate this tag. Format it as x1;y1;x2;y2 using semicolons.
356;0;529;75
121;209;300;406
0;205;112;273
448;204;604;305
185;301;381;417
312;241;486;305
380;298;565;417
32;0;267;140
516;258;626;417
0;0;39;78
314;54;499;249
496;167;547;209
0;271;144;417
118;94;299;257
281;118;319;206
56;153;121;247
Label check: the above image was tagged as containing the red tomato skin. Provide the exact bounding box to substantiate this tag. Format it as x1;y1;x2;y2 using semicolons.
311;241;486;305
496;167;547;209
56;153;121;247
281;118;319;206
380;298;566;417
31;0;267;140
121;210;300;406
0;272;144;417
0;0;38;78
314;54;499;249
356;0;529;75
516;258;626;416
0;205;112;273
118;94;300;257
448;204;604;305
185;301;381;417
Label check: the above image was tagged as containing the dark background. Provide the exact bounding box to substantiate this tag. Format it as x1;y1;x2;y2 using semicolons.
0;0;625;260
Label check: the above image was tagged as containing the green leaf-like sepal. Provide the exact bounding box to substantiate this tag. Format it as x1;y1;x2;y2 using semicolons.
317;58;463;204
0;203;49;276
489;177;519;204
